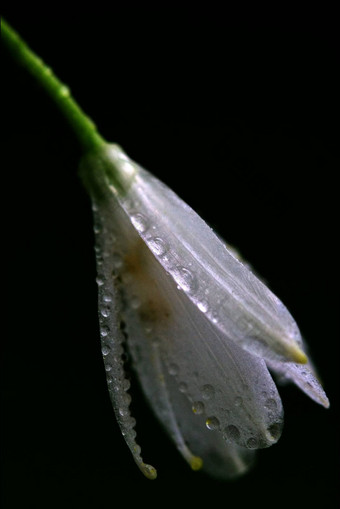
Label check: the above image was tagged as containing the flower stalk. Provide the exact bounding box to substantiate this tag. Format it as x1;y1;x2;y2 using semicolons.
1;18;105;153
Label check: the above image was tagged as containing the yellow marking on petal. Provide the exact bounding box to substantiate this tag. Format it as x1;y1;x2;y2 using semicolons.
190;456;203;471
288;344;308;364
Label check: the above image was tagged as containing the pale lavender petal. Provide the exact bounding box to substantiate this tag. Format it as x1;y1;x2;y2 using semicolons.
97;145;307;365
93;202;157;480
267;353;330;408
93;189;285;457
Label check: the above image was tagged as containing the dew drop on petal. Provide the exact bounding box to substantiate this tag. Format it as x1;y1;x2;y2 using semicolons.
101;345;110;356
267;422;282;440
265;398;278;410
96;276;104;286
246;437;258;449
225;424;241;441
173;266;197;294
201;384;215;400
131;213;148;233
100;307;110;318
123;393;132;405
100;326;109;337
119;407;129;417
197;299;209;313
148;237;168;256
192;401;205;415
206;416;220;430
178;382;188;393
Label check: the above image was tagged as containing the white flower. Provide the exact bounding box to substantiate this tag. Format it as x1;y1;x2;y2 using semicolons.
80;144;329;480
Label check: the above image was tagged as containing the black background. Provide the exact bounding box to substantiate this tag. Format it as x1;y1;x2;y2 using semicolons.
2;3;339;508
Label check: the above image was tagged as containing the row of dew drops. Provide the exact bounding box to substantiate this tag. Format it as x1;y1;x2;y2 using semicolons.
129;210;213;316
123;206;269;449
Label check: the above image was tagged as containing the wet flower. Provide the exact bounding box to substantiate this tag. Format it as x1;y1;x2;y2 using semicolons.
80;144;329;480
1;17;329;482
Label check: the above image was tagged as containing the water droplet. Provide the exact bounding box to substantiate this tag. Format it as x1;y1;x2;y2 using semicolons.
119;407;129;417
103;295;112;303
206;416;220;430
201;384;215;400
246;437;258;449
102;345;110;356
117;152;129;162
173;266;197;294
134;444;141;455
96;276;104;286
211;312;219;324
178;382;188;393
197;299;209;313
225;425;240;441
121;161;136;179
234;396;243;407
94;224;101;234
123;379;131;391
100;326;109;337
105;364;112;372
59;85;70;97
101;307;110;318
168;363;179;376
123;393;132;405
267;422;282;440
192;401;205;415
131;213;148;233
148;237;168;256
265;398;278;410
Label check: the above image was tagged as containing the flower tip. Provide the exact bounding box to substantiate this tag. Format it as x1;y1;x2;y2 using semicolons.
140;462;158;480
288;344;308;364
320;395;330;409
190;456;203;471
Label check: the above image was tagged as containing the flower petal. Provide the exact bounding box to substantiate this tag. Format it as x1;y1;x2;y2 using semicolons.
164;369;257;479
118;252;256;478
267;348;330;408
97;145;306;365
93;203;157;480
93;190;285;458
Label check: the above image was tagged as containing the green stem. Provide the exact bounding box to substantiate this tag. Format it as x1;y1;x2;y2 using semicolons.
1;18;106;153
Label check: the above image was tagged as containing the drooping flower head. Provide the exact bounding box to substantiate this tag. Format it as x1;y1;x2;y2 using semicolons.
1;17;329;483
80;144;329;480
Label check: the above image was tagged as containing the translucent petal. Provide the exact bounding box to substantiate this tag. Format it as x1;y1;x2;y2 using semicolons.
94;191;285;469
119;251;256;478
99;144;306;365
267;347;330;408
93;203;157;480
162;370;257;480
